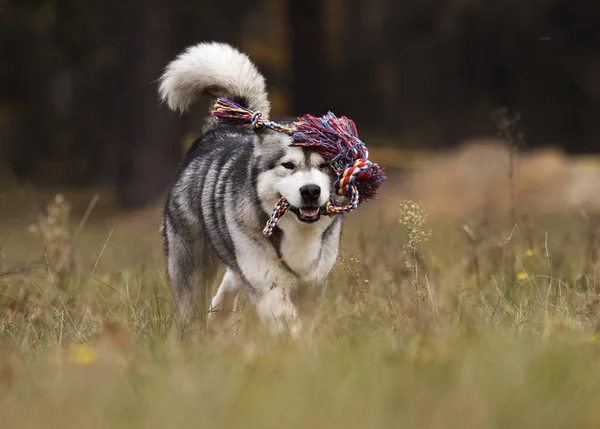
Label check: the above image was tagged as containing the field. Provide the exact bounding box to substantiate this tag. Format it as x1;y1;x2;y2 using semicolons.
1;154;600;428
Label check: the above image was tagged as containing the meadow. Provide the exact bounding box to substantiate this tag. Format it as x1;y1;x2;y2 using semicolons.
1;165;600;428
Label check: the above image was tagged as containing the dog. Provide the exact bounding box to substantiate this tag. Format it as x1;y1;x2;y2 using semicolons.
159;42;342;335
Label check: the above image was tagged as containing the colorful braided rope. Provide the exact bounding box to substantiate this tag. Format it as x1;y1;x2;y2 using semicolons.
213;99;293;135
263;198;291;236
212;98;386;237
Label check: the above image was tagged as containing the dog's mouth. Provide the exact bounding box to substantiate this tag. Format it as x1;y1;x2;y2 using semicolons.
293;207;321;223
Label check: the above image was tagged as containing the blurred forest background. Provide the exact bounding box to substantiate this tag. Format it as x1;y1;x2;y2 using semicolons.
0;0;599;208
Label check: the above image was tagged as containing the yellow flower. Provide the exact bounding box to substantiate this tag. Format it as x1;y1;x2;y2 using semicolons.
525;249;534;257
517;272;529;281
68;344;97;365
587;335;597;343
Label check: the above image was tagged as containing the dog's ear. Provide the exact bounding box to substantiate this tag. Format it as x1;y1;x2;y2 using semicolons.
254;129;293;150
253;134;290;170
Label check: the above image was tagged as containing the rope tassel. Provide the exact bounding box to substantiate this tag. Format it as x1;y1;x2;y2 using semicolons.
212;98;386;237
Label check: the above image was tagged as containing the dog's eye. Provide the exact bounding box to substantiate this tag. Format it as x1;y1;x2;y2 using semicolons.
319;163;330;169
281;162;295;170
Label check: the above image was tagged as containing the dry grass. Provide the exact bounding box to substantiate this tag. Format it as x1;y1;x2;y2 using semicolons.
369;141;600;222
1;169;600;427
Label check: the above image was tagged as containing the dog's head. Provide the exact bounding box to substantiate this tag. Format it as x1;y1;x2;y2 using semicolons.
256;132;336;225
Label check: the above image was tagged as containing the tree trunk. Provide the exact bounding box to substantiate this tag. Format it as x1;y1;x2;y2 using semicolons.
288;0;328;115
117;0;184;207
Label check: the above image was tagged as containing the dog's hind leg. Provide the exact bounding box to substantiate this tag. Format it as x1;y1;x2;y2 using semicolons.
165;225;218;322
208;268;242;331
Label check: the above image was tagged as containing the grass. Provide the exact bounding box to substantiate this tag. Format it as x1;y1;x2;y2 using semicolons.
1;190;600;429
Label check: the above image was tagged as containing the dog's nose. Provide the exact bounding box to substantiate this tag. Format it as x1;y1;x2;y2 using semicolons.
300;184;321;203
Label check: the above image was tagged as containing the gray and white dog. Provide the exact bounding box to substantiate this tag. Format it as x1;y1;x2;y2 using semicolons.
159;42;342;335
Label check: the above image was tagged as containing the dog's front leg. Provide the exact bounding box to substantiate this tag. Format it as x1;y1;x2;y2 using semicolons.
291;281;327;336
235;235;303;337
254;284;300;337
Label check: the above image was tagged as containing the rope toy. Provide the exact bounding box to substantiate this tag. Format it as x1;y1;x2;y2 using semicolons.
212;98;386;237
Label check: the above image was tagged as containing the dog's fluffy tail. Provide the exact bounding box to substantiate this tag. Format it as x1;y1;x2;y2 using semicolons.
158;42;270;117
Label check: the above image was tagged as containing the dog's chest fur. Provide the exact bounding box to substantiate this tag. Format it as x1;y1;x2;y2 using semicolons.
270;216;341;284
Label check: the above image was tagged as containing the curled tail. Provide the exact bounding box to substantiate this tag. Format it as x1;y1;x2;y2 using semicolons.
158;42;270;117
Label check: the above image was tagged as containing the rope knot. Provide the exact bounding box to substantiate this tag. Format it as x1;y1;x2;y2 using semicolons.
335;158;371;196
250;111;262;128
